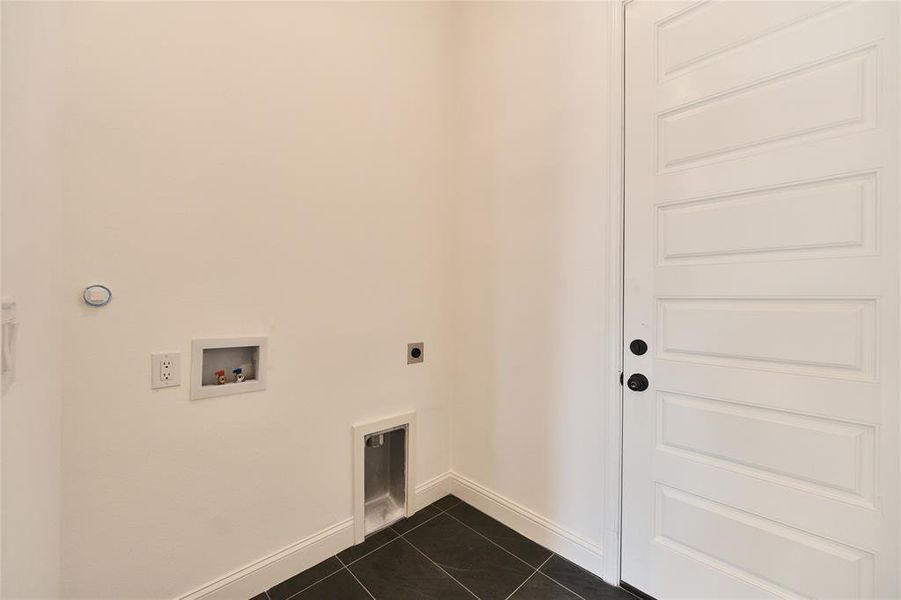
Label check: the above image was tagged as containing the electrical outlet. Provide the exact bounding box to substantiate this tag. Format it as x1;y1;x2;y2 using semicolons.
407;342;424;364
151;352;181;389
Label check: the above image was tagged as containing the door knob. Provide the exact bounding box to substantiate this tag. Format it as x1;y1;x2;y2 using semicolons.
630;339;648;355
627;373;649;392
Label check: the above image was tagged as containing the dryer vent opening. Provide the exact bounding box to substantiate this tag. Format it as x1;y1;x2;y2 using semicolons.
364;426;406;535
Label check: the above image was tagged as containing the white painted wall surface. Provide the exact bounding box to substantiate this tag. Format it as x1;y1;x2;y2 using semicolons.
452;2;611;566
57;3;455;598
1;3;65;598
2;2;615;597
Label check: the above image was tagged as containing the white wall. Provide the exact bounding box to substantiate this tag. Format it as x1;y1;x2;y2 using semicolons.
1;2;615;597
56;3;455;598
0;3;65;598
452;1;612;568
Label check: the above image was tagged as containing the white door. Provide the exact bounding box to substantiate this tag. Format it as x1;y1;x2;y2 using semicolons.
622;2;900;598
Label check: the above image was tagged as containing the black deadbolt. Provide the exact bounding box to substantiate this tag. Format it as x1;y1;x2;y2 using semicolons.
626;373;649;392
629;339;648;356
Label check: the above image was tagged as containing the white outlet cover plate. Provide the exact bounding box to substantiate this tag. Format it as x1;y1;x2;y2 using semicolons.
151;351;181;389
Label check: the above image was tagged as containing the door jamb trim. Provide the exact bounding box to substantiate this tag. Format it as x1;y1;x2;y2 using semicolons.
602;0;627;586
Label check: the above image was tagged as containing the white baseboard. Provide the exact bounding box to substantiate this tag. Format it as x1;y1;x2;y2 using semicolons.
176;471;603;599
176;517;352;600
415;471;453;510
177;518;353;600
176;473;454;600
449;472;605;579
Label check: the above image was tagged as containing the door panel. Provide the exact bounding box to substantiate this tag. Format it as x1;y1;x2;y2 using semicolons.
656;172;878;265
622;2;900;598
657;391;876;506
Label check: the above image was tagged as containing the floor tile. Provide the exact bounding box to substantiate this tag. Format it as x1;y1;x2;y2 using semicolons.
614;585;646;600
267;556;343;600
540;555;614;600
448;502;552;567
510;573;582;600
337;527;398;564
405;513;533;599
390;504;441;535
291;569;371;600
430;494;462;511
349;537;474;600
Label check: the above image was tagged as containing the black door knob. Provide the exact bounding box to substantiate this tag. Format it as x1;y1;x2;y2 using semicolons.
630;339;648;356
627;373;649;392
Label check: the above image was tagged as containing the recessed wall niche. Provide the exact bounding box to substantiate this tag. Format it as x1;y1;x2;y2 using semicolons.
191;336;268;400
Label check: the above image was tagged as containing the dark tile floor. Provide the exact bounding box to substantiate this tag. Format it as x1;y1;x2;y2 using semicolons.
251;495;638;600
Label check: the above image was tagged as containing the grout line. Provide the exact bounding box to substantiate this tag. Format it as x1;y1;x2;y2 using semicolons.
343;536;400;567
441;498;463;512
537;574;590;600
274;497;463;600
344;496;456;569
360;500;598;600
281;565;345;600
443;498;622;599
400;537;481;600
503;570;537;600
442;506;606;600
394;510;443;538
503;552;554;600
344;566;377;600
442;511;538;571
535;556;592;600
273;497;611;600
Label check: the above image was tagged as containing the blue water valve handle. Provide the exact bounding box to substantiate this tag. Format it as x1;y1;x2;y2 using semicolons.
83;284;112;307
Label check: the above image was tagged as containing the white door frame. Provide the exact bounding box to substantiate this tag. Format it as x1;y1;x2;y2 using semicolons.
602;0;626;587
0;2;6;586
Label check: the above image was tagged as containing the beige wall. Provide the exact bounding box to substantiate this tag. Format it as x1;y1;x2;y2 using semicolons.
2;2;614;597
1;3;65;598
56;3;455;598
452;1;612;570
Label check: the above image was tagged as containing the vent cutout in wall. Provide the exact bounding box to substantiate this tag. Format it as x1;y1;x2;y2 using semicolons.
352;412;415;544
